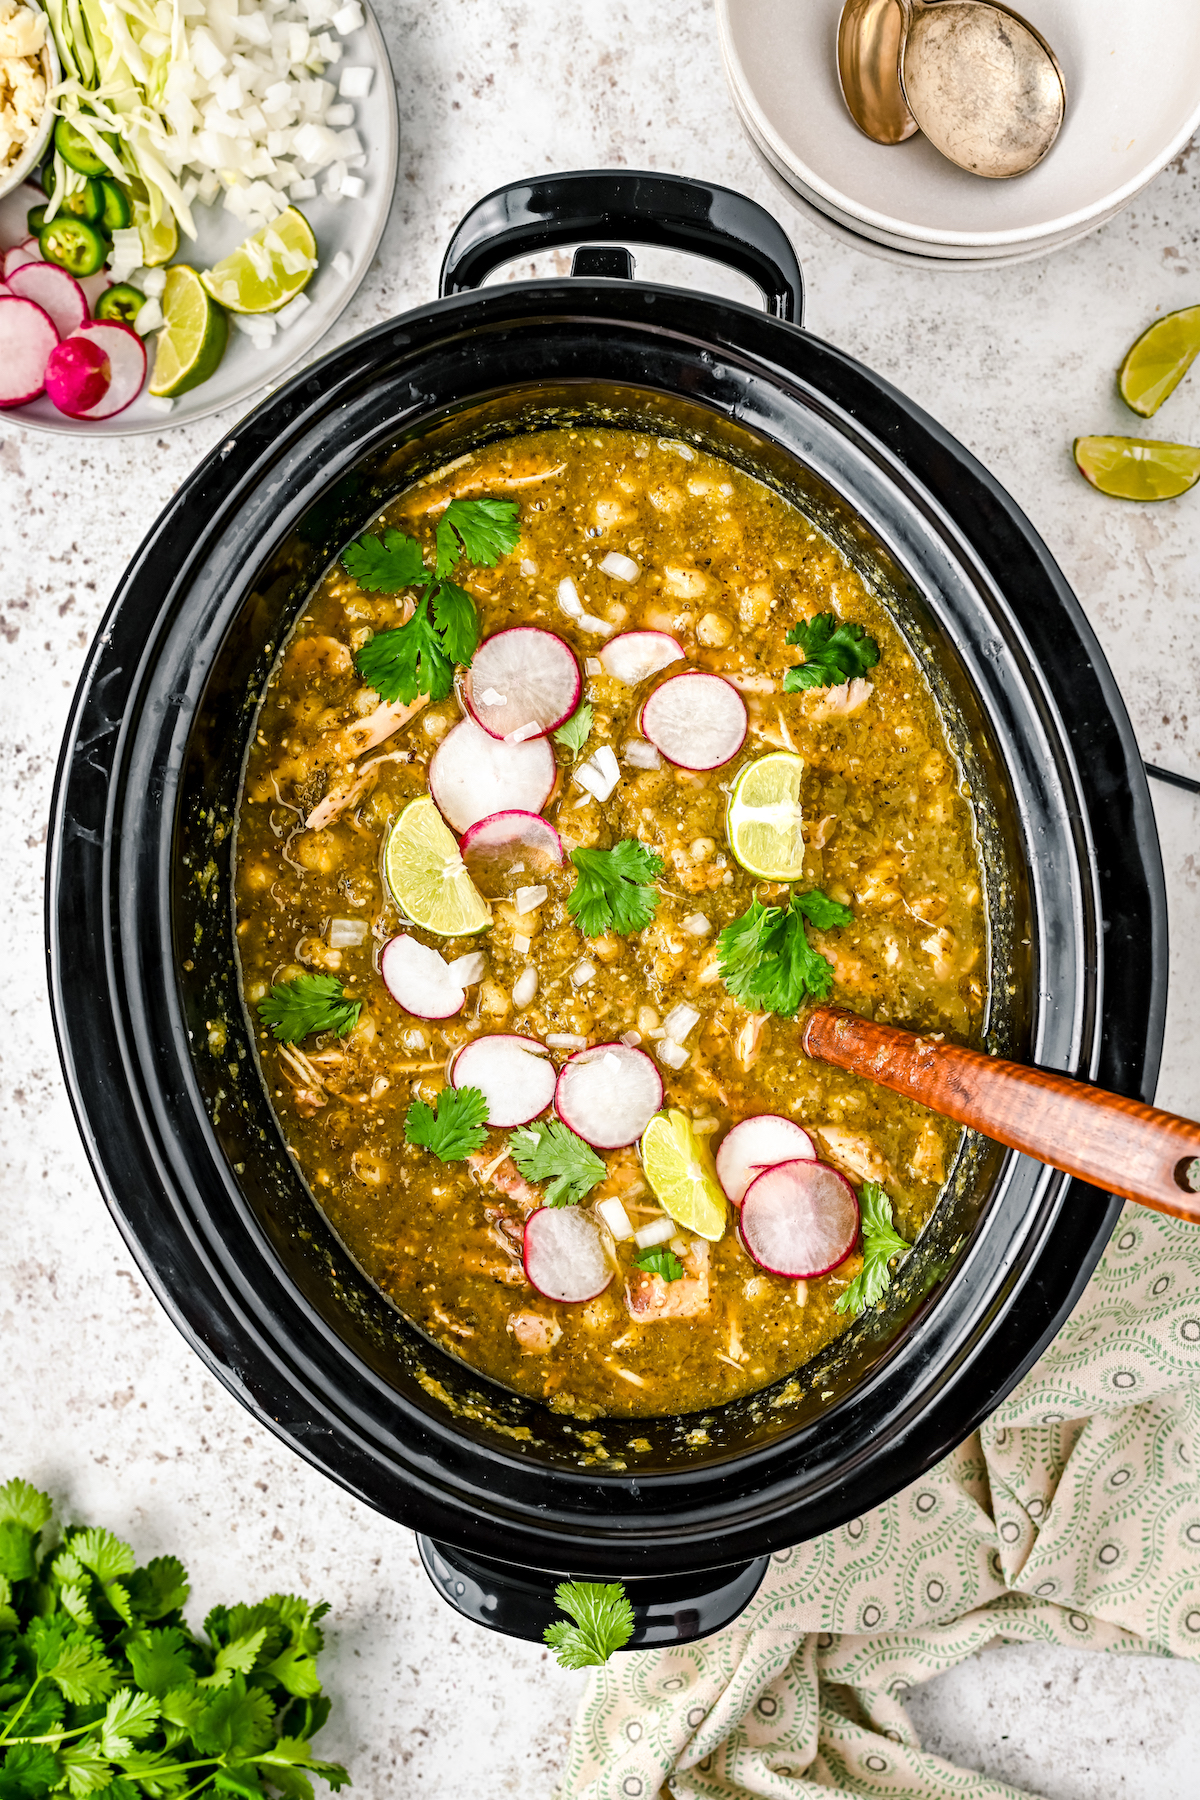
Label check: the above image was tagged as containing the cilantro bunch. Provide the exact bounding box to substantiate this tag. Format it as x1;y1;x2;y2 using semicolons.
343;499;521;707
0;1478;348;1800
717;887;854;1016
783;612;879;692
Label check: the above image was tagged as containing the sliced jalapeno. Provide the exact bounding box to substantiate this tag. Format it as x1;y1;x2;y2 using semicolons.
99;178;132;232
94;283;145;326
58;177;106;225
26;203;48;234
39;217;108;277
53;116;119;177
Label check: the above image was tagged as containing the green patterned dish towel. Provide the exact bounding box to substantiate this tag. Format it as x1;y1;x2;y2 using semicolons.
558;1204;1200;1799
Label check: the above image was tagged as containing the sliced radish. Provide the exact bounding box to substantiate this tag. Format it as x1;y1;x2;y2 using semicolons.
463;627;581;741
45;335;110;417
379;933;465;1019
70;321;146;420
641;671;748;770
0;296;59;408
599;631;685;686
739;1160;860;1279
554;1043;663;1149
79;271;112;312
715;1116;817;1206
0;281;10;297
523;1206;614;1304
6;263;86;340
460;810;564;897
429;717;556;834
450;1032;556;1127
4;242;40;278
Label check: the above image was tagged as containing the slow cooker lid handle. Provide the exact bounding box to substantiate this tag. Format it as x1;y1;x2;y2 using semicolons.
438;168;804;325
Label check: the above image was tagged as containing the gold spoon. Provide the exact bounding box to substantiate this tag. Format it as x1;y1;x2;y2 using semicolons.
837;0;1067;179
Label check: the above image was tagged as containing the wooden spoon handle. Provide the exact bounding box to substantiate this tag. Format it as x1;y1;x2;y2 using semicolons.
802;1005;1200;1224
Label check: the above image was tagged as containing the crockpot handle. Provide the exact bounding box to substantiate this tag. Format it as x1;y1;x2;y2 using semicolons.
439;169;804;324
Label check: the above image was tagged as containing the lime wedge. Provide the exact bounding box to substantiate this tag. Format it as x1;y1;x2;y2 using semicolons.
640;1110;727;1241
149;266;228;397
200;208;318;314
384;796;491;937
726;750;805;880
133;200;178;268
1118;307;1200;418
1073;436;1200;502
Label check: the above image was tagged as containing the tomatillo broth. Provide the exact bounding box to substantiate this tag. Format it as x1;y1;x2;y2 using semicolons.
234;428;987;1419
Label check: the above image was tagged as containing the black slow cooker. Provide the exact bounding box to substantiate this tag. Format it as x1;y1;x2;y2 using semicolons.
46;172;1165;1648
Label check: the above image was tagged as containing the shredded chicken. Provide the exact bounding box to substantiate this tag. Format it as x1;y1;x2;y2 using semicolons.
804;677;873;722
305;750;410;831
277;1044;326;1117
816;1126;891;1187
508;1311;563;1353
734;1013;769;1070
467;1151;541;1212
910;1120;947;1185
339;694;428;759
626;1239;710;1322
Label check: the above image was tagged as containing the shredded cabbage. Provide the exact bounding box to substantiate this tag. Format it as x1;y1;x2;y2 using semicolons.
43;0;368;239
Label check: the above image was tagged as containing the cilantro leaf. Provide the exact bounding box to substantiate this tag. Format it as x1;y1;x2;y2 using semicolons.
568;841;663;938
509;1121;606;1207
717;889;852;1016
354;590;454;708
27;1619;117;1705
783;612;880;691
214;1769;269;1800
834;1182;910;1317
430;579;480;668
263;1645;321;1700
57;1740;113;1793
0;1524;35;1584
0;1742;60;1799
543;1581;634;1669
200;1628;268;1690
257;974;362;1044
634;1246;683;1282
552;703;593;757
342;528;426;594
127;1557;190;1623
100;1689;160;1759
404;1086;489;1162
435;498;521;578
193;1673;274;1760
125;1629;196;1698
0;1480;52;1536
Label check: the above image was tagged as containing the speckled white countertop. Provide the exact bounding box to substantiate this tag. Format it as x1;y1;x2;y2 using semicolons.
3;3;1200;1795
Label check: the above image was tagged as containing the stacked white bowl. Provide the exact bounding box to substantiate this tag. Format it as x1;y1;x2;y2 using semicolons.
717;0;1200;271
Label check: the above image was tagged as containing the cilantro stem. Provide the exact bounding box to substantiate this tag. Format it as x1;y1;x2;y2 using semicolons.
0;1673;43;1744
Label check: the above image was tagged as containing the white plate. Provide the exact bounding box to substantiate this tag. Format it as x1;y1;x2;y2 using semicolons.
0;0;397;436
717;0;1200;251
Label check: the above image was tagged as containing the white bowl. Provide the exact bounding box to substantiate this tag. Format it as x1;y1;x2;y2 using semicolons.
0;1;59;204
717;0;1200;252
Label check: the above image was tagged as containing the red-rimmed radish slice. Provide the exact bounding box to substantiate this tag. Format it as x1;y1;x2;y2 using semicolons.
4;242;41;278
450;1032;556;1126
0;280;10;297
79;271;112;311
599;631;685;686
740;1160;860;1279
0;296;58;407
379;933;465;1019
6;262;86;340
463;627;581;741
554;1042;663;1149
70;320;146;420
523;1206;613;1304
640;671;747;770
429;717;556;833
45;335;110;416
460;810;564;897
715;1115;817;1206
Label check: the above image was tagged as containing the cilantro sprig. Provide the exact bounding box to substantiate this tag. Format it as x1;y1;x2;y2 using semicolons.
634;1246;683;1282
509;1120;606;1207
0;1476;349;1798
834;1182;910;1316
783;612;880;692
567;840;663;938
553;702;593;757
543;1581;634;1670
404;1085;489;1162
343;498;521;706
257;974;362;1043
717;888;853;1016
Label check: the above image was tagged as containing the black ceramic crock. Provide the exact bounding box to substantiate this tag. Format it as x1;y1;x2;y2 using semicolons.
47;172;1166;1648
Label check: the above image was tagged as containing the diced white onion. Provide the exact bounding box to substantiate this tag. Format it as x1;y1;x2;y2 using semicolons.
328;916;367;948
623;739;661;770
340;174;366;200
134;299;164;335
578;613;616;636
479;687;507;706
599;551;640;583
513;933;531;956
571;960;596;988
619;1030;642;1048
140;268;167;300
682;912;712;937
546;1032;587;1049
557;577;583;618
596;1197;635;1242
505;721;541;743
513;967;538;1008
514;885;548;913
585;656;602;675
575;745;621;803
663;1003;700;1042
403;1027;428;1052
520;558;538;576
447;951;486;985
332;0;365;32
657;1039;690;1070
144;396;174;414
634;1215;676;1250
331;249;353;277
275;293;312;328
325;102;355;126
338;65;374;98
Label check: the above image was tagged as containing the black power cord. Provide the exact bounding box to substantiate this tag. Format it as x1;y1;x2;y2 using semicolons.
1145;762;1200;797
